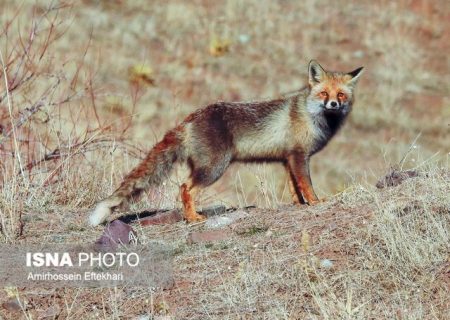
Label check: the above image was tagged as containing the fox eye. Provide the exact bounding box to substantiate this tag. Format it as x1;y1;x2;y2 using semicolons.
337;92;346;99
320;91;328;97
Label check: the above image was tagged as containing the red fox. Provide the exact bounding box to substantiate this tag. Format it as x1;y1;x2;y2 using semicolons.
89;60;363;226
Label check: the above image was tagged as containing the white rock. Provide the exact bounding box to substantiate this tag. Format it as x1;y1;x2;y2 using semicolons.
238;34;251;44
205;210;249;229
352;50;364;58
320;259;334;269
205;216;233;229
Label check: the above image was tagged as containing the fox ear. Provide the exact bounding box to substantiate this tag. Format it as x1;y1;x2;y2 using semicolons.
308;60;325;86
347;66;364;86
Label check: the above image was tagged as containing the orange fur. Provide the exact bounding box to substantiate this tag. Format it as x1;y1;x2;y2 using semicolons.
180;182;206;223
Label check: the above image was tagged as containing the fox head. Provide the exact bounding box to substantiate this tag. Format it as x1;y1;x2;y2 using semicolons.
306;60;363;116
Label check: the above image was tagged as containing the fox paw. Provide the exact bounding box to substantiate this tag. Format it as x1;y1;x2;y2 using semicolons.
185;213;207;223
308;198;326;205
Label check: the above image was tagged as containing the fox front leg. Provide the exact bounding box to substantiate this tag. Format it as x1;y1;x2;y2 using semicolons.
285;163;306;205
287;152;319;205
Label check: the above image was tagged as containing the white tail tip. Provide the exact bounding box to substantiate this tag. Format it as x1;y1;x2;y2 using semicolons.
89;201;111;227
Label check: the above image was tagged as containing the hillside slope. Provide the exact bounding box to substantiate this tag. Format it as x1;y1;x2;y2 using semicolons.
2;167;448;319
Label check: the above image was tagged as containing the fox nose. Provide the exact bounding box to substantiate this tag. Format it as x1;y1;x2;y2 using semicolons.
330;101;338;108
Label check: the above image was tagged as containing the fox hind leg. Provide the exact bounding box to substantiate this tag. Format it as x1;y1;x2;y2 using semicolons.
180;181;206;223
181;153;232;222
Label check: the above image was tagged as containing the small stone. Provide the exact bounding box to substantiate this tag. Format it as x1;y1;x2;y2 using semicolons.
2;298;21;312
227;210;249;220
94;220;137;251
139;209;183;226
205;210;249;229
199;205;227;217
187;230;231;245
205;216;233;229
39;305;61;319
352;50;364;58
376;169;419;189
238;34;251;44
328;222;338;231
320;259;334;269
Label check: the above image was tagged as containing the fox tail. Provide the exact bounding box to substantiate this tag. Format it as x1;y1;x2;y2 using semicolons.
88;128;185;226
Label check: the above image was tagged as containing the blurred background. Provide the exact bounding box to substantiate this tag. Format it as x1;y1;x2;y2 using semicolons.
1;0;448;213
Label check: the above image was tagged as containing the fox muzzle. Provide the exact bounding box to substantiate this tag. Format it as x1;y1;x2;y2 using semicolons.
325;100;341;111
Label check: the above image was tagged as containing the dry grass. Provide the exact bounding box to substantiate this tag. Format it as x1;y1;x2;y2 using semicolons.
0;0;449;318
2;165;448;319
137;167;449;319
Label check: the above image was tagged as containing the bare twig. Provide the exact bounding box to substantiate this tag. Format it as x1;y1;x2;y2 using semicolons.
0;48;25;177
